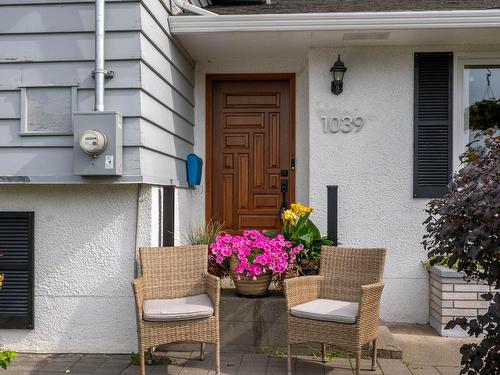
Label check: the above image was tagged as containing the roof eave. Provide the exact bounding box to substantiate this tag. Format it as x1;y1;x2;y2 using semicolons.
169;9;500;34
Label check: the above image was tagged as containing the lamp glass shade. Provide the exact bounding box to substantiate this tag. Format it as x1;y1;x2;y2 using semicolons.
333;70;344;82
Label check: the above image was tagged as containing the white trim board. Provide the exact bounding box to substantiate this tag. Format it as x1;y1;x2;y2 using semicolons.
170;10;500;34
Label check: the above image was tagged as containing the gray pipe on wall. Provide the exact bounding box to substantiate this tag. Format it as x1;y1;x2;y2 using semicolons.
94;0;105;111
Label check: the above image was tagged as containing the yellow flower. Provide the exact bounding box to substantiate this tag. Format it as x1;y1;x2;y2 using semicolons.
290;202;313;217
282;209;296;224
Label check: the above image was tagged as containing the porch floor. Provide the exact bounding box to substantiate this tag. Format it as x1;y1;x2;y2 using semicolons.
4;350;459;375
5;323;471;374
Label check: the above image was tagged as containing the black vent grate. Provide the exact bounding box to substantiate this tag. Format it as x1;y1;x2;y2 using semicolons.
0;212;34;329
414;52;453;198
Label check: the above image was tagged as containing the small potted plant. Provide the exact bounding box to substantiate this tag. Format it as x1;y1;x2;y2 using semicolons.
281;203;333;275
210;230;303;296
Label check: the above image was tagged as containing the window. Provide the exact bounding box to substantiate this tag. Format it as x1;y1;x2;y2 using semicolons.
454;58;500;170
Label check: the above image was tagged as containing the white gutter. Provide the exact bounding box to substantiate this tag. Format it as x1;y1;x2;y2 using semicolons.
169;9;500;33
171;0;217;16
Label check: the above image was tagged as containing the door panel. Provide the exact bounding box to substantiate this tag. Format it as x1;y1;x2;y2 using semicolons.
209;77;295;231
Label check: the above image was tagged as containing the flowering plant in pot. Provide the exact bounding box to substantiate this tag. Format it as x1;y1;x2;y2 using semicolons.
281;203;333;275
210;230;303;296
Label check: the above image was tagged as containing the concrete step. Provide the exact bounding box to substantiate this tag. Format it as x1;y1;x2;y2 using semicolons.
162;287;402;359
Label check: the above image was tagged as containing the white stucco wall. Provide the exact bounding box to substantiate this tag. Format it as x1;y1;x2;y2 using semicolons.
0;184;161;353
175;57;310;243
174;186;204;245
179;50;431;323
180;44;500;324
308;45;500;323
137;184;163;249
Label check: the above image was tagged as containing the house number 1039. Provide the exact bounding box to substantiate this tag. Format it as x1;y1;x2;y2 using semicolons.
321;116;365;133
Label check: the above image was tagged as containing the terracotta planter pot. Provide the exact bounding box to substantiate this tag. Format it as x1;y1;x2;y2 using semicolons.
229;255;272;297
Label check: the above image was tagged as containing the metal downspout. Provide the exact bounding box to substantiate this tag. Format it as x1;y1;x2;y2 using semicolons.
94;0;106;111
94;0;114;111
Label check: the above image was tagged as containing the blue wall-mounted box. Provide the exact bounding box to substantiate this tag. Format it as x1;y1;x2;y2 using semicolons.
186;153;203;186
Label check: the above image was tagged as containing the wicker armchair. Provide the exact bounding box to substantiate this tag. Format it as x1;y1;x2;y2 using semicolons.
132;245;220;375
284;246;386;375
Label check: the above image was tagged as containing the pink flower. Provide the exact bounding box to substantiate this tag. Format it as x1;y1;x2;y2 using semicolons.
210;231;305;278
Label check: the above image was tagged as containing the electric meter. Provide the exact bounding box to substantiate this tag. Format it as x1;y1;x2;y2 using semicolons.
73;112;122;176
79;129;108;156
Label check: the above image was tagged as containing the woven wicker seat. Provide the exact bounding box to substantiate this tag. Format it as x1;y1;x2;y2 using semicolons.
132;245;220;375
284;246;386;375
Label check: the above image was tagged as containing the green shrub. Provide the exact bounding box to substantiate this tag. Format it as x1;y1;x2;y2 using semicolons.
0;350;16;369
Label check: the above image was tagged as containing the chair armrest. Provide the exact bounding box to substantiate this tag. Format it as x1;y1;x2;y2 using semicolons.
132;277;145;321
284;275;324;310
358;281;384;340
204;273;221;316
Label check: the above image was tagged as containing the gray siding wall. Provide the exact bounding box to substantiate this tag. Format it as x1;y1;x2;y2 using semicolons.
0;0;195;185
139;0;195;185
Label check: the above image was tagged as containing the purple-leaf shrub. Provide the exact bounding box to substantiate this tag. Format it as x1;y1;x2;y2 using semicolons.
423;129;500;375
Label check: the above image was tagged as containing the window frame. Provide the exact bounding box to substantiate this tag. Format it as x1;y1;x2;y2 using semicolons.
453;53;500;172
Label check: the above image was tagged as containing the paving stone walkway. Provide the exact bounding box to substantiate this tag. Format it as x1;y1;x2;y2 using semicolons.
4;352;460;375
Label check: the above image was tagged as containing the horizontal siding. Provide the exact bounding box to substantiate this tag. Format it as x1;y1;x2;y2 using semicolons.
0;32;141;63
0;147;141;181
0;91;19;119
0;0;196;185
77;88;142;114
140;0;193;61
140;63;194;122
139;91;194;144
138;0;195;185
0;1;146;183
0;3;141;34
139;147;189;185
0;118;141;147
0;120;71;147
141;0;174;19
139;7;193;83
0;82;146;119
0;60;142;90
140;118;193;161
140;38;194;103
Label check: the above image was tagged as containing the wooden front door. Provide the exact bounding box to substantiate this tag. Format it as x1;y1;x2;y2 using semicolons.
207;74;295;232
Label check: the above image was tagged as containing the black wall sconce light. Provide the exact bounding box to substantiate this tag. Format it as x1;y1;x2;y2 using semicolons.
330;55;347;95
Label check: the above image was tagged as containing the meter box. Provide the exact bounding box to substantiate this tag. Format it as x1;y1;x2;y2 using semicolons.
73;111;123;176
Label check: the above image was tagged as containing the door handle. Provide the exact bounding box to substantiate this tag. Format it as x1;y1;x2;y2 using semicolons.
281;180;288;193
280;179;288;214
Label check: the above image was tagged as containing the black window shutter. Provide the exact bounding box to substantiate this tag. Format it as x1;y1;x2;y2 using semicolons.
414;52;453;198
0;212;34;329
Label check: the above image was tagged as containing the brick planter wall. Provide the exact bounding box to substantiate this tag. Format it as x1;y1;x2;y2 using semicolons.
429;266;491;337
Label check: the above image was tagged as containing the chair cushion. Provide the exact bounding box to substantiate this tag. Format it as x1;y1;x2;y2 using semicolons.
143;293;214;322
290;299;359;324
